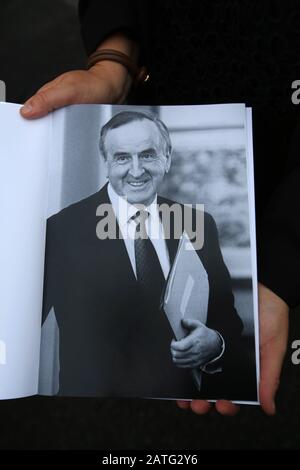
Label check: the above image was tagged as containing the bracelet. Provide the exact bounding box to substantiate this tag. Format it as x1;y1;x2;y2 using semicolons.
86;49;150;87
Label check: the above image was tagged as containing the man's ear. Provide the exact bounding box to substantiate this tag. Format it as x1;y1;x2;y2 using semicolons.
103;160;109;178
165;152;172;173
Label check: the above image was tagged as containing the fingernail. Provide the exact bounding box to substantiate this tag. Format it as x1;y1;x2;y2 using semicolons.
21;103;33;114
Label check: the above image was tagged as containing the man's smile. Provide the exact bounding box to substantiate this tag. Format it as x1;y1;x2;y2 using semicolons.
126;178;151;189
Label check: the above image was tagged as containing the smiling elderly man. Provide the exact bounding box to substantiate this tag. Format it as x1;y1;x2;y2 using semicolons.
42;111;248;400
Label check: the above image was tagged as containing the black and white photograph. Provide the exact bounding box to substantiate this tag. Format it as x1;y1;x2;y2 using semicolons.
39;103;259;402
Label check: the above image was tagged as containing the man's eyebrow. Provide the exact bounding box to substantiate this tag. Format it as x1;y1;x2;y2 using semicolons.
113;151;131;157
138;148;157;154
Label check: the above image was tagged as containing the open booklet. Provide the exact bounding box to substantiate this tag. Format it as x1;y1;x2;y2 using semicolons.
0;102;259;404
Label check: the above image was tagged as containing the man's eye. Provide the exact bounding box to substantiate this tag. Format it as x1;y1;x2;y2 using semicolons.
141;152;157;160
116;155;130;163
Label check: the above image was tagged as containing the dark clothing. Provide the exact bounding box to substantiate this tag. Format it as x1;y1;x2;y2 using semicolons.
79;0;300;308
43;184;256;401
258;166;300;308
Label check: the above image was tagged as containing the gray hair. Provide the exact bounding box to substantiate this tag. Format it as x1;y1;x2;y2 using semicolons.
99;111;172;160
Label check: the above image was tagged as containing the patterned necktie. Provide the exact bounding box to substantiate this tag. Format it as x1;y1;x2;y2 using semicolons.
133;210;166;308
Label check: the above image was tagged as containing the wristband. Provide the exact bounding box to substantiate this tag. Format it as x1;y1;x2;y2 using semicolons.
86;49;149;87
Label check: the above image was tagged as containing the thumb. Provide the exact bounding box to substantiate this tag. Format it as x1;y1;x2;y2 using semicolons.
20;81;78;119
259;346;282;415
259;334;288;415
258;283;289;416
181;318;202;331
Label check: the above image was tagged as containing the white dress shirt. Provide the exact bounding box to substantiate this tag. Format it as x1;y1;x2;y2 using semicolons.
107;183;171;279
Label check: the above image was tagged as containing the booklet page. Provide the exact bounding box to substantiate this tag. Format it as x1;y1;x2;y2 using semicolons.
0;103;50;399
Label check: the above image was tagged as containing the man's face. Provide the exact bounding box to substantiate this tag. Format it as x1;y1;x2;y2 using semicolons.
104;119;171;206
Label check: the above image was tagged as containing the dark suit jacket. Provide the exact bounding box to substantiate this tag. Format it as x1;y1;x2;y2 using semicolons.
43;184;257;401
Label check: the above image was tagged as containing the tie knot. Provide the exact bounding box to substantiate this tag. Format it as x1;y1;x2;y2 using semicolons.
131;210;149;238
131;209;149;224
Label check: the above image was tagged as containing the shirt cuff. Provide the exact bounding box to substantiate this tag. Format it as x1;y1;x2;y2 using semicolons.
200;331;225;374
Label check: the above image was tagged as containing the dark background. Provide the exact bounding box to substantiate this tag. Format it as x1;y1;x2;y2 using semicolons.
1;0;300;450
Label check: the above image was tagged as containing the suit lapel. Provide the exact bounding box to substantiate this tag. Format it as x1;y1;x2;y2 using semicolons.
157;196;181;265
94;183;137;285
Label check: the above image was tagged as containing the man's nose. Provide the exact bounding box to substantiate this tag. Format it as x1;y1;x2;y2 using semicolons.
129;156;145;178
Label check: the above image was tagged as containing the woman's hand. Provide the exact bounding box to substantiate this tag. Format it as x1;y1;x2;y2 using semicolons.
20;32;138;119
176;283;289;416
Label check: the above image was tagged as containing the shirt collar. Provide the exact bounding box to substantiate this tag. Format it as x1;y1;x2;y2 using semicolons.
107;183;158;229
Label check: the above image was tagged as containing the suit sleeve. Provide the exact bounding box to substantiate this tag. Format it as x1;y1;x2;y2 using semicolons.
200;213;257;399
78;0;144;55
202;214;243;368
202;213;243;344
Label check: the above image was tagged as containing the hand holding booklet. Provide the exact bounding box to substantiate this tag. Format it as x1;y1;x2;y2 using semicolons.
0;102;259;403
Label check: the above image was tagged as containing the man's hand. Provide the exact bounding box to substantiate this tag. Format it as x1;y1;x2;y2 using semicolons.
176;283;289;416
171;319;222;369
